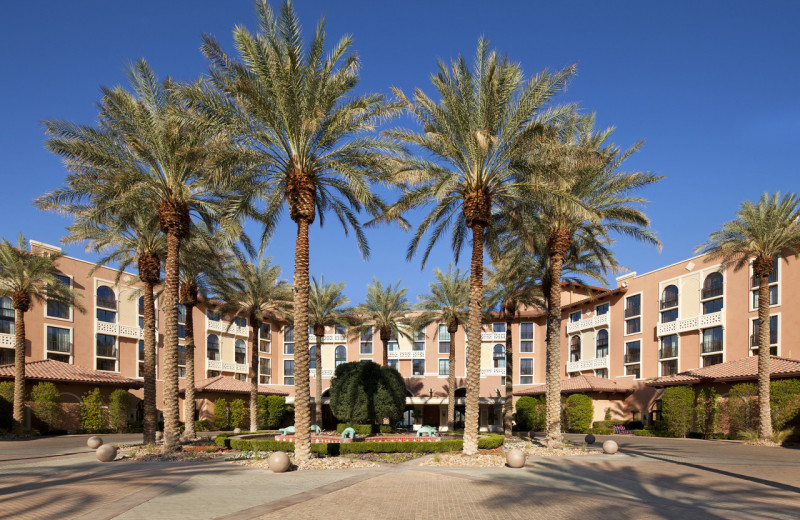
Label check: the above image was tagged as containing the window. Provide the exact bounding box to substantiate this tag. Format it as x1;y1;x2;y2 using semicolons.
493;322;506;333
569;311;581;323
595;368;608;378
596;303;609;315
751;315;779;356
387;330;398;352
259;358;271;384
660;335;678;376
96;286;116;323
703;354;723;367
625;294;641;335
335;345;347;367
334;324;346;337
414;329;425;351
309;346;317;370
207;334;220;361
660;284;678;310
138;340;147;378
0;297;14;334
569;336;581;362
412;359;425;376
703;298;723;315
661;308;678;323
752;286;779;308
259;323;271;353
624;340;641;378
235;339;246;365
46;274;71;319
360;328;373;355
46;326;71;363
702;273;724;299
96;333;117;371
750;257;780;309
520;358;533;385
178;305;187;339
596;329;608;358
626;317;641;335
234;373;247;381
388;359;398;370
283;327;294;355
283;360;294;385
439;359;449;376
438;324;451;354
177;344;185;378
701;326;723;354
138;297;144;328
207;310;220;321
493;344;505;368
520;322;533;352
233;317;247;328
208;370;221;378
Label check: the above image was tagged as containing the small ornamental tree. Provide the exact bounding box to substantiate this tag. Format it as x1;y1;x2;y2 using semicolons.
0;381;13;402
726;383;758;435
770;379;800;431
266;396;286;429
329;361;406;425
213;398;229;431
256;395;269;429
0;381;12;430
564;394;594;433
108;389;132;432
80;388;106;433
515;396;545;431
661;386;694;437
695;387;719;438
229;399;245;429
31;382;62;431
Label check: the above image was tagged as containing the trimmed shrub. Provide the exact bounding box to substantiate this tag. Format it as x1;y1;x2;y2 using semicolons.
515;396;541;431
379;424;393;434
213;398;229;431
770;379;800;431
329;361;406;425
108;389;132;432
336;424;375;435
661;386;694;437
695;387;719;438
633;429;655;437
30;382;61;431
725;383;757;435
586;428;614;435
256;395;269;429
0;381;13;402
214;432;236;447
229;399;246;430
80;388;106;433
194;420;211;432
222;434;504;454
564;394;593;433
604;407;612;421
266;395;286;429
478;433;505;449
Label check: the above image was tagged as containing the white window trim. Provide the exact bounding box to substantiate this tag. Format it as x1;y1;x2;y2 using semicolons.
259;323;272;354
437;358;450;377
94;332;119;373
283;326;295;355
334;344;347;367
595;328;609;359
518;357;534;385
43;323;73;364
258;357;272;385
699;325;726;366
595;302;610;316
749;312;780;356
748;258;781;312
411;359;425;377
658;334;680;377
45;273;74;322
283;359;295;385
518;322;534;354
623;291;643;337
623;339;642;380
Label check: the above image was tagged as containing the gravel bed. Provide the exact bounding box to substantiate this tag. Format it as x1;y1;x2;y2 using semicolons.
233;456;379;471
119;445;229;462
418;452;506;467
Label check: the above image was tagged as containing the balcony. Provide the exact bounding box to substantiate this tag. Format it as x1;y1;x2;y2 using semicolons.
207;319;248;337
480;367;506;377
657;311;723;336
0;333;14;347
95;321;145;339
481;331;506;342
659;298;678;310
309;368;335;379
566;313;610;334
308;333;347;343
624;306;641;318
701;285;723;300
701;340;723;354
96;298;117;310
207;359;248;373
387;350;425;360
566;356;610;373
750;272;778;288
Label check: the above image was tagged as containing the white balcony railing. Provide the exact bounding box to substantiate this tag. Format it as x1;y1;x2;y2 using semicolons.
207;359;248;373
657;311;723;336
566;313;610;334
95;321;145;340
207;319;248;337
0;333;14;347
387;350;426;359
480;367;506;377
481;331;506;342
566;356;610;373
308;333;347;343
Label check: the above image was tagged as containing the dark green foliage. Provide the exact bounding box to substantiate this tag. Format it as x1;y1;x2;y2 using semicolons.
770;379;800;431
221;434;504;454
0;381;14;430
256;395;269;429
695;387;719;438
108;388;132;432
0;381;13;402
213;398;229;431
592;420;644;430
335;423;393;435
564;394;594;433
586;428;614;435
477;434;505;449
229;399;245;429
633;429;655;437
725;383;757;435
329;362;406;425
80;388;106;433
515;396;545;431
266;396;286;429
30;382;61;431
661;386;695;437
604;407;612;421
194;420;211;432
214;432;236;447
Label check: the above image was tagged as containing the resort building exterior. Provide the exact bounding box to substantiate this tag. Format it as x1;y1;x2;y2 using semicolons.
2;240;798;431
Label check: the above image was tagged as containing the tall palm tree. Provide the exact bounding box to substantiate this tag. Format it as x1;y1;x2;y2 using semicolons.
386;39;575;454
210;254;292;432
358;279;413;369
0;235;82;435
412;265;469;431
188;0;402;460
696;192;800;441
308;276;350;427
36;60;254;450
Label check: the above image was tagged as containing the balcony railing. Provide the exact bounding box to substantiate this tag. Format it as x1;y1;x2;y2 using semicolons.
207;359;248;373
750;333;778;347
566;356;609;373
659;346;678;359
750;272;778;288
96;297;117;310
480;367;507;377
95;321;145;339
0;333;14;347
481;331;506;342
701;285;723;299
387;350;425;359
657;310;723;336
207;319;248;337
308;333;347;343
701;339;723;354
566;313;610;334
659;298;678;310
309;368;335;378
624;306;641;318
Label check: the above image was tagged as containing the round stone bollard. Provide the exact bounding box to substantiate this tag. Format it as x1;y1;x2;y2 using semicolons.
506;448;527;468
96;444;118;462
87;436;103;449
233;427;241;434
602;440;619;455
268;451;291;473
155;431;163;442
584;434;596;445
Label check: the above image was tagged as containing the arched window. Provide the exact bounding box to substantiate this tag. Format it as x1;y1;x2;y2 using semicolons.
96;286;116;323
335;345;347;367
309;346;317;369
703;272;723;299
570;336;581;362
235;339;246;364
207;334;220;361
596;329;609;358
661;285;678;308
493;344;505;368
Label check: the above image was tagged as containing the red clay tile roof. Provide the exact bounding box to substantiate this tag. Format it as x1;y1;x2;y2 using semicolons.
514;374;633;396
179;375;288;396
0;359;143;388
647;356;800;387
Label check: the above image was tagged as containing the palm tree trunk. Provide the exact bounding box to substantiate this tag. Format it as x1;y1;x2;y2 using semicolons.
183;304;196;439
162;231;181;451
546;254;564;448
12;308;26;435
503;315;514;438
447;338;456;431
464;223;484;455
757;272;773;441
292;218;312;461
315;336;322;428
142;282;158;444
249;318;259;432
380;332;389;368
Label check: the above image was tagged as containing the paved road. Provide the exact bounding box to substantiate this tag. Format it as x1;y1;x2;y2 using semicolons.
0;434;798;519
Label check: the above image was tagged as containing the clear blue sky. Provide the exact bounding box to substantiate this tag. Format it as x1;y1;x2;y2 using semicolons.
2;1;798;303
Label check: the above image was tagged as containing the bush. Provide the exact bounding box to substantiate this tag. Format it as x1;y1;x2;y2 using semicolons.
477;434;505;449
194;420;211;432
263;395;286;429
221;434;504;454
770;379;800;431
336;424;375;435
214;432;236;447
0;381;13;402
108;389;132;432
329;361;406;425
586;428;614;435
30;382;61;431
515;396;545;431
564;394;593;433
256;395;269;429
80;388;106;433
213;398;229;430
695;387;719;438
379;424;393;434
633;429;655;437
604;407;612;421
725;383;757;435
229;399;246;430
661;386;694;437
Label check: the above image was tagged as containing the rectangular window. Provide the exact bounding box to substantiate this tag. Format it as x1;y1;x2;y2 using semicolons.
334;324;346;337
661;308;678;323
388;330;398;352
360;327;373;355
703;298;723;315
569;311;581;323
414;329;426;351
283;359;294;385
626;317;641;335
284;327;294;355
46;326;71;363
438;324;451;354
751;315;778;355
177;305;187;339
234;373;246;382
660;359;678;376
519;358;533;385
752;286;779;308
259;323;271;353
520;322;533;352
233;317;247;328
438;359;449;376
625;365;641;378
139;340;160;378
659;334;678;359
493;322;506;333
702;354;723;367
596;303;609;315
412;359;425;376
625;294;641;317
177;345;185;378
96;308;116;324
595;330;609;358
595;368;609;378
259;357;271;384
46;275;71;319
1;344;14;364
624;338;642;378
0;297;14;335
96;333;117;371
701;327;723;354
388;359;398;371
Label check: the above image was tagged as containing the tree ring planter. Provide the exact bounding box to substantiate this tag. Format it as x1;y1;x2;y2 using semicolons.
602;440;618;454
268;451;290;473
96;444;118;462
87;436;103;449
584;434;596;445
506;448;526;468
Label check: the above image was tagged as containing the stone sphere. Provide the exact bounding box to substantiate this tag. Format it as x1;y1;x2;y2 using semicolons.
155;431;163;442
584;434;596;445
87;436;103;449
96;444;118;462
602;440;619;455
233;427;242;434
268;451;291;473
506;448;527;468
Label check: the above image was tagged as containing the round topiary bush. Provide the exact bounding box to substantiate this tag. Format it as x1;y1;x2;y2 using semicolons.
329;361;406;425
661;386;694;437
108;388;132;433
31;382;62;432
564;394;594;433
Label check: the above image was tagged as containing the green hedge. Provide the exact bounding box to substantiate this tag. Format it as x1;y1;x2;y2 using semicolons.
592;420;644;430
564;394;594;433
633;429;655;437
515;396;545;431
335;423;395;435
586;428;614;435
214;433;236;447
770;379;800;431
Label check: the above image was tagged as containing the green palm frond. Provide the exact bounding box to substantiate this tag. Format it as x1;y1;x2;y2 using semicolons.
355;278;413;340
413;264;470;332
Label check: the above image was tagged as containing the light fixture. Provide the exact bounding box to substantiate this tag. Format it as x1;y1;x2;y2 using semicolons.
496;388;501;396
429;388;433;398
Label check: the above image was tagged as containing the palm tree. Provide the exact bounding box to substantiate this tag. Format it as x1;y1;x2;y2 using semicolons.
36;60;254;450
187;0;402;459
696;192;800;441
386;39;575;454
412;265;468;431
308;276;350;427
210;254;292;432
358;279;413;369
0;235;82;434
